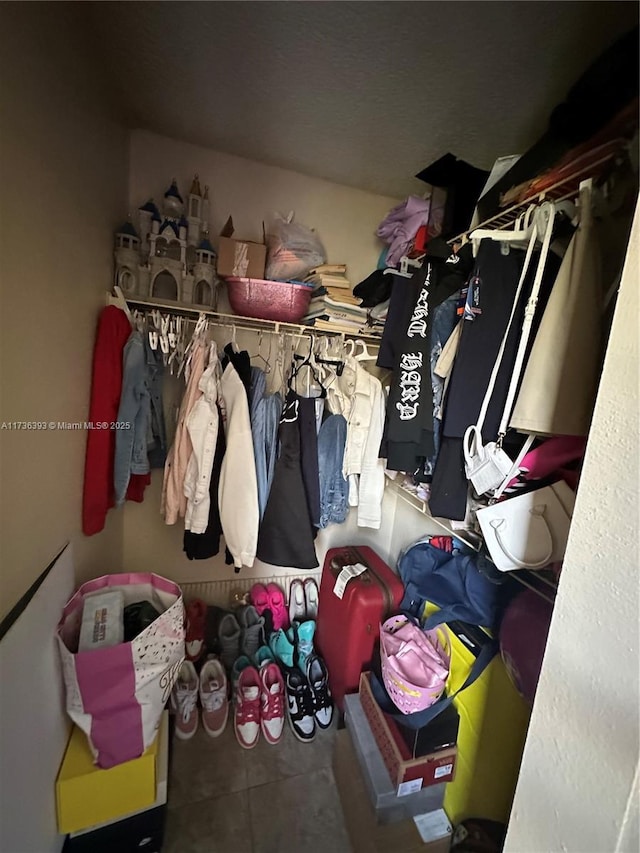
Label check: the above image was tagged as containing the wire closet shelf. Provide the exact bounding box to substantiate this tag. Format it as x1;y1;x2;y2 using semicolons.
449;141;625;243
109;293;383;345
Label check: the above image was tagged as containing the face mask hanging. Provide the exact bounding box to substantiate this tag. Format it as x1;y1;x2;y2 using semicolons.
463;202;557;497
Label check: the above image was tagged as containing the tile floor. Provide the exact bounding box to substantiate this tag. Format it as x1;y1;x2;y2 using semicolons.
164;718;352;853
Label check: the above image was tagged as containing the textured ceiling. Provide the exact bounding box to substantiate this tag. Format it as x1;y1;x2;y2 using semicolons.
82;2;638;198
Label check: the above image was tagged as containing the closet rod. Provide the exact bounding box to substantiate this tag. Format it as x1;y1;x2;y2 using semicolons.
448;143;624;245
106;292;382;346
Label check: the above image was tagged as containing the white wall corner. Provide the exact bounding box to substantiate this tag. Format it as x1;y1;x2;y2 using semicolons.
505;200;640;853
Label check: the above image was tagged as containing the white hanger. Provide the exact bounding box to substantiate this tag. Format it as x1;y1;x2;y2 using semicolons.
354;338;376;362
383;266;412;278
113;285;134;326
469;203;537;245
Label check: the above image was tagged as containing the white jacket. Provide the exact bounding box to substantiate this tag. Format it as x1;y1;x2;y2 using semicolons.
218;363;259;568
183;348;220;534
327;356;385;529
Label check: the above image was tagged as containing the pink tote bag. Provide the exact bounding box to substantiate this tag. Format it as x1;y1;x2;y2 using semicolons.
56;573;184;768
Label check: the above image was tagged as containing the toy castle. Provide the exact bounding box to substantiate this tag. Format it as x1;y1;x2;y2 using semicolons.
114;176;218;308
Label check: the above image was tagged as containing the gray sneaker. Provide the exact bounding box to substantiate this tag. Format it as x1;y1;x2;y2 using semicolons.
218;613;241;671
237;605;266;658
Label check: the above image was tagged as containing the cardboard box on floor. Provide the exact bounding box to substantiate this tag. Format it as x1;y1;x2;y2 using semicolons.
333;729;452;853
217;215;267;279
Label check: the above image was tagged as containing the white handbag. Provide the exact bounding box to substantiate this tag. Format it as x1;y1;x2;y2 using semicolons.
463;203;556;497
463;426;513;495
476;480;575;572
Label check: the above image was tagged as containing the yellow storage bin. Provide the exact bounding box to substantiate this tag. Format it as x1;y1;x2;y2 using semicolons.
424;604;531;826
55;715;163;834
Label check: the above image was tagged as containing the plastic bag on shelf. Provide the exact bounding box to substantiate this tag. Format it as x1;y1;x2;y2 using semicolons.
265;211;326;281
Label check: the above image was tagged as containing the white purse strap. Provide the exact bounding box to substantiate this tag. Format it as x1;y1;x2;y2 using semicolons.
463;202;557;500
473;222;539;438
489;509;553;569
500;202;556;438
493;433;536;499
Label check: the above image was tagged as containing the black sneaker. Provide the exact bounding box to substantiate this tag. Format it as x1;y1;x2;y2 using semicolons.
285;667;316;742
306;654;334;729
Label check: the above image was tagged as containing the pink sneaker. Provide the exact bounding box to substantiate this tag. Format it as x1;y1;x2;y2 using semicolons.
260;662;285;745
199;658;229;738
234;665;261;749
171;661;198;740
249;583;269;616
266;582;289;631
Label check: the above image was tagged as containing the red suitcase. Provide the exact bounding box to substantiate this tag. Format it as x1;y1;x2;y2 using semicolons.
316;545;404;711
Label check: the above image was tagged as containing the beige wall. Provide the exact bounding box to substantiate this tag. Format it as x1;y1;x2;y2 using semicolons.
129;129;399;287
0;6;127;620
121;131;400;583
505;202;640;853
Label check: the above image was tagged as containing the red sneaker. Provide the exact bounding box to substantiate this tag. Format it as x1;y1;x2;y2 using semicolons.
185;599;207;662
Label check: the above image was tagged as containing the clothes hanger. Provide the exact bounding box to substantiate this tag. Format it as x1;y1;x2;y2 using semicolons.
469;202;559;258
469;203;537;245
383;266;413;278
229;324;239;353
343;339;355;358
289;334;325;396
315;333;345;376
252;330;272;374
112;285;134;326
354;338;376;362
178;313;207;380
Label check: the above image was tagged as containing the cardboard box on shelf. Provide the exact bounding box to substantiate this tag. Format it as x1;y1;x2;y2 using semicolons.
333;729;452;853
56;713;164;834
217;236;266;279
359;672;457;789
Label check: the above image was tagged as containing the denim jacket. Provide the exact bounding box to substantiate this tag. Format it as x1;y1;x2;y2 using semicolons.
317;414;349;528
250;367;283;520
114;332;150;505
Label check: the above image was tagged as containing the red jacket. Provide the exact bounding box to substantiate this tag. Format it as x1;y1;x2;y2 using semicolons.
82;306;149;536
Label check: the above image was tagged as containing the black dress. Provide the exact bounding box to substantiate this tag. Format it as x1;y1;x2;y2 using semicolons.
256;391;319;569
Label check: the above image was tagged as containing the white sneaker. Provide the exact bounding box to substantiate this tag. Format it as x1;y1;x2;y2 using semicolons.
260;662;285;745
285;668;316;743
199;657;229;738
234;665;261;749
288;579;306;626
171;660;199;740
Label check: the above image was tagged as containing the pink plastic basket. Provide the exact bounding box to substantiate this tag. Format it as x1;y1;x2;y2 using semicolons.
225;277;313;323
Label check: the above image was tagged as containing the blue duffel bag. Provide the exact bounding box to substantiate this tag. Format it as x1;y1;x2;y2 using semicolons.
397;537;503;630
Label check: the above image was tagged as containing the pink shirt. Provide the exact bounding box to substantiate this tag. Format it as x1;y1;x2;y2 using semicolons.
161;343;207;524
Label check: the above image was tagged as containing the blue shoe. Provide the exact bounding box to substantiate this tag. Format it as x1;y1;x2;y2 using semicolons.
231;654;253;689
253;644;276;670
295;620;316;671
269;629;295;669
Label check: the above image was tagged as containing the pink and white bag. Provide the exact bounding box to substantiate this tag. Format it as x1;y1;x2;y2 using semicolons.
380;615;450;715
56;573;184;768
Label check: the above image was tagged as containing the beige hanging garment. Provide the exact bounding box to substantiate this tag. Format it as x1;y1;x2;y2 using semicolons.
510;181;602;436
